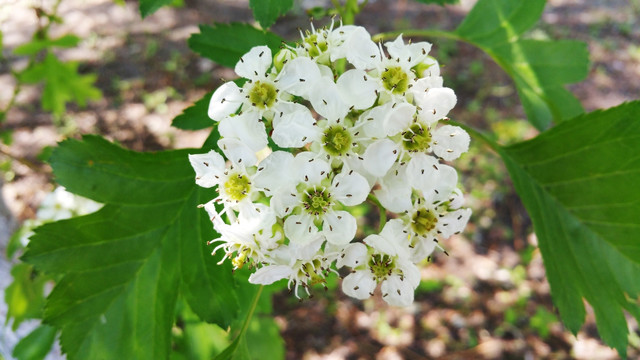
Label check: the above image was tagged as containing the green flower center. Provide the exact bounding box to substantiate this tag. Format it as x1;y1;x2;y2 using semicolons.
248;81;277;109
411;207;438;235
382;66;409;94
322;126;352;157
402;123;432;152
299;259;326;286
302;187;332;216
369;254;394;280
303;33;328;58
223;173;251;201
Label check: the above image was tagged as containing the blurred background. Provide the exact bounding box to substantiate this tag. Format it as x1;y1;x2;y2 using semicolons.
1;0;639;358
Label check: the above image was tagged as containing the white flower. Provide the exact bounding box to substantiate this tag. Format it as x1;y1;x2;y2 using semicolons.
188;149;260;215
339;220;420;306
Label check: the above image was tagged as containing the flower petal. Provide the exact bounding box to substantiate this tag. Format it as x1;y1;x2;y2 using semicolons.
217;137;257;167
284;213;318;243
188;150;226;188
384;102;416;136
235;46;272;80
208;82;244;121
249;265;292;285
218;112;268;152
276;57;322;98
337;69;378;110
272;102;319;148
309;76;349;121
381;274;414;307
337;242;368;268
363;138;399;178
323;210;357;245
432;125;470;161
342;271;377;300
415;87;457;125
437;208;471;238
332;170;370;206
253;151;295;194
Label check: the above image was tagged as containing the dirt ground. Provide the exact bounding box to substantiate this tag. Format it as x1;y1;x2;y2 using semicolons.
1;0;639;359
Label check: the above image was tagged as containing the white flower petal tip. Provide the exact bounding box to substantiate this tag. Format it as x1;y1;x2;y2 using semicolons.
249;265;292;285
432;125;470;161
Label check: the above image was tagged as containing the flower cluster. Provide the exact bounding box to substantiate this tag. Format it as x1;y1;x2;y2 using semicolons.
190;22;471;306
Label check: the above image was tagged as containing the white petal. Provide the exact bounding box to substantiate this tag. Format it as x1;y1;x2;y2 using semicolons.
272;102;319;148
218;112;268;152
284;213;318;243
363;234;395;256
384;102;416;136
332;170;370;206
385;35;431;68
375;164;412;213
415;87;457;125
407;154;457;203
208;82;243;121
432;125;470;161
249;265;292;285
381;274;414;307
411;76;443;95
275;57;322;98
253;151;295;194
411;237;438;263
269;187;300;217
362;139;399;178
294;153;331;185
235;46;272;80
310;76;349;121
188;150;226;188
359;105;388;138
323;210;357;245
336;69;377;110
379;219;411;258
342;271;377;300
217;137;257;167
337;242;368;268
330;26;379;69
396;260;421;288
437;208;471;238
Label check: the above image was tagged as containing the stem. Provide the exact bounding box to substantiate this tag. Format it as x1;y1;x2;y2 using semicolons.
237;285;263;338
367;193;387;232
372;29;466;43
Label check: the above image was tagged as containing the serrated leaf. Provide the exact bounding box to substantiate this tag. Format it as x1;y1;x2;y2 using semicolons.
19;53;102;116
489;101;640;357
249;0;294;28
455;0;589;130
138;0;173;17
12;325;57;360
23;136;239;359
188;23;284;68
172;91;214;130
14;34;80;56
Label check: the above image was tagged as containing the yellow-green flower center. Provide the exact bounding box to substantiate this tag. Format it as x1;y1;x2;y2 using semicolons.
382;66;409;94
411;207;438;235
322;126;352;157
248;81;277;109
224;173;251;201
303;33;328;58
369;254;394;280
402;123;432;152
302;187;332;216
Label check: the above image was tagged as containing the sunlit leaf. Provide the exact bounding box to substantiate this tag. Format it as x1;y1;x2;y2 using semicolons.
249;0;294;28
12;325;57;360
455;0;589;130
489;101;640;357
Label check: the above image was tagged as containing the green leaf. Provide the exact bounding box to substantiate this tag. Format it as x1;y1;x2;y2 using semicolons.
172;91;214;130
4;263;49;330
188;23;284;68
488;101;640;357
12;325;57;360
19;53;102;116
455;0;589;130
413;0;458;5
23;136;239;359
14;34;81;56
138;0;173;17
249;0;294;28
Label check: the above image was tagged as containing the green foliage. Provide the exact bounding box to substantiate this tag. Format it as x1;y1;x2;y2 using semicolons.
12;325;57;360
13;34;80;56
18;53;102;117
529;306;558;339
491;101;640;357
172;91;214;130
455;0;589;130
138;0;173;17
22;136;240;359
4;264;49;331
188;23;284;68
249;0;294;29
